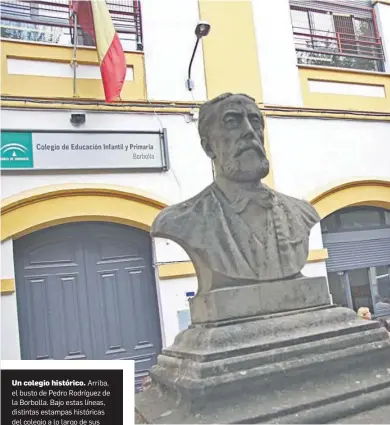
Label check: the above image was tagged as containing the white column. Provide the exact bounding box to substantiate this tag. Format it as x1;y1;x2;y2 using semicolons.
252;0;303;106
375;3;390;72
1;239;21;360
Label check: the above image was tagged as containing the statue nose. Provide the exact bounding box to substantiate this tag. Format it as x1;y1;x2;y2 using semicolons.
242;118;255;139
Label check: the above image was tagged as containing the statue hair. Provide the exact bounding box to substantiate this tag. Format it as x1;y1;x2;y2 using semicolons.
198;93;262;142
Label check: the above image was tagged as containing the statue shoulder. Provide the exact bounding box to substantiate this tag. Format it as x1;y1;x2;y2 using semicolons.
151;185;215;239
298;198;321;228
271;189;320;229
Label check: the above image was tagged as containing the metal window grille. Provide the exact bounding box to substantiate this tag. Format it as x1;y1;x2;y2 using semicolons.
290;0;385;72
0;0;143;51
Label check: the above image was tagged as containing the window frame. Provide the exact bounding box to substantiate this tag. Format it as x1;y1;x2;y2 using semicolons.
290;2;385;72
321;206;390;234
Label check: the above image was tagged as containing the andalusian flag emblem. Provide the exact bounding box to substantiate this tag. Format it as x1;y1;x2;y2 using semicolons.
71;0;126;102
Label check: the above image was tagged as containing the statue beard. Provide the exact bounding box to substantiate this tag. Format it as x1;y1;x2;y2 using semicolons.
217;150;270;183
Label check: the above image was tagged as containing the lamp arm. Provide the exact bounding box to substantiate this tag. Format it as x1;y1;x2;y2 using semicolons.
188;37;200;82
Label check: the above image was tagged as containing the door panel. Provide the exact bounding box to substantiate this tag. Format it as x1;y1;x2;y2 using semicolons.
24;275;53;360
14;222;162;391
15;227;92;361
26;240;77;267
59;273;88;360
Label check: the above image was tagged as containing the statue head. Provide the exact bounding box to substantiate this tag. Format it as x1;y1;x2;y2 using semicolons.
199;93;269;183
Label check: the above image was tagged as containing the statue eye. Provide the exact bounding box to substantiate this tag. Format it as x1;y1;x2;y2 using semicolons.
250;116;262;128
224;115;240;128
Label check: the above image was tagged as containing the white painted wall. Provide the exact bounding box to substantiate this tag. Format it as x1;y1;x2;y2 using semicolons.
267;117;390;200
306;223;327;279
375;3;390;73
158;276;198;347
309;224;324;251
302;223;329;297
154;239;190;263
1;239;21;360
142;0;207;102
1;295;21;360
1;239;15;279
252;0;302;106
302;261;327;279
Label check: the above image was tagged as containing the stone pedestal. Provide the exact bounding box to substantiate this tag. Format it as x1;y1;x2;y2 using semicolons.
135;277;390;424
190;276;330;324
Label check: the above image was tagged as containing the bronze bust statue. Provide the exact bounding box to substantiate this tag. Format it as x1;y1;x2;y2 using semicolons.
152;93;320;293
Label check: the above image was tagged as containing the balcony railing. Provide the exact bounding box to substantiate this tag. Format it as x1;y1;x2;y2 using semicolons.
293;27;385;70
290;2;385;72
1;0;143;51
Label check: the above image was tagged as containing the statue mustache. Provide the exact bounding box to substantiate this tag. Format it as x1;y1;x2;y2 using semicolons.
234;142;265;158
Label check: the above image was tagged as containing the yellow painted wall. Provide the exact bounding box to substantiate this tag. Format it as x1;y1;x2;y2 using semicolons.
0;184;167;241
1;41;146;101
198;0;263;102
309;179;390;219
299;66;390;113
0;279;15;294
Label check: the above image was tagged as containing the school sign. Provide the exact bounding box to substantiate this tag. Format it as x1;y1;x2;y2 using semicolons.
0;130;169;171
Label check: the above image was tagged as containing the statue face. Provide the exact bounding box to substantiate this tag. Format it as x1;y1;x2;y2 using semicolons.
205;95;270;183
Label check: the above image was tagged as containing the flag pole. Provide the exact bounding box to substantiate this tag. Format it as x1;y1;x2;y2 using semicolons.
72;9;78;97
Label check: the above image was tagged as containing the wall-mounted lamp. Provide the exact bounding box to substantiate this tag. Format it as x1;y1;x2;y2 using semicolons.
186;21;211;91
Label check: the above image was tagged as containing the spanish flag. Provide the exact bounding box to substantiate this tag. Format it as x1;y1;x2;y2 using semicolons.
72;0;126;102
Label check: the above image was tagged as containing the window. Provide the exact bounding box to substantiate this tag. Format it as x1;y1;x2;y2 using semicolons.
372;266;390;316
290;9;310;34
375;266;390;298
339;209;382;230
385;211;390;226
322;207;390;233
290;1;384;72
1;0;70;44
321;214;337;233
329;267;390;317
0;0;143;52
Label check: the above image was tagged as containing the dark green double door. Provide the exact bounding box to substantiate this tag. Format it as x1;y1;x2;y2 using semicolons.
14;222;162;391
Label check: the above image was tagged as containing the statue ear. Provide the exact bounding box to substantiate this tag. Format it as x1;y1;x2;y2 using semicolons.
201;138;216;160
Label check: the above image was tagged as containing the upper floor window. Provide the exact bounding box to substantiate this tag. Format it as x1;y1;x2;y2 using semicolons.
321;206;390;234
290;0;385;72
0;0;143;51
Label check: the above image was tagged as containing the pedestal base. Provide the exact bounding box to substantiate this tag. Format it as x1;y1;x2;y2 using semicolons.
190;276;330;324
135;278;390;424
